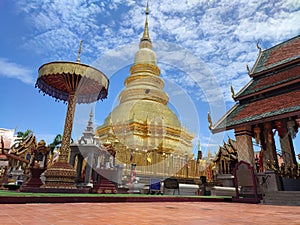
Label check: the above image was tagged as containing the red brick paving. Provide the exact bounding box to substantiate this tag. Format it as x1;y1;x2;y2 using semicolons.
0;202;299;225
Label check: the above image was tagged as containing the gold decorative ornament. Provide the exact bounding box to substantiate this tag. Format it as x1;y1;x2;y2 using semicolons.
246;64;250;75
230;84;235;99
208;112;213;130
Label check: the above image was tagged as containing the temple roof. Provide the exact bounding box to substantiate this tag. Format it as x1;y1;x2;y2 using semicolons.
250;35;300;75
213;138;238;162
212;89;300;133
211;35;300;133
236;65;300;99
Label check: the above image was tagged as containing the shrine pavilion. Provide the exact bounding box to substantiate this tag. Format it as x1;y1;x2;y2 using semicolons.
210;35;300;178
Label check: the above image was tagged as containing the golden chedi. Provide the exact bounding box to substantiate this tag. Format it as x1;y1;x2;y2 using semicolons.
96;5;193;174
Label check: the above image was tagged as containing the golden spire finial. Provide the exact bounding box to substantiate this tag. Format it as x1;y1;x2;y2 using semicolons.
246;64;250;75
208;112;213;131
141;1;151;43
146;1;149;15
76;40;83;63
256;41;262;53
230;83;235;99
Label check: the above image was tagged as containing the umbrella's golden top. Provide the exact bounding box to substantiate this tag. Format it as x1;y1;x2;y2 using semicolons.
36;61;109;104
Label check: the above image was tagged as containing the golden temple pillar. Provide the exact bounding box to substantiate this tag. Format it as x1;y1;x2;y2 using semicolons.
234;126;255;165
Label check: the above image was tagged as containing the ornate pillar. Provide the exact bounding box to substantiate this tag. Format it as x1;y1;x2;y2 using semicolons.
76;155;83;182
96;156;101;168
84;152;94;184
279;119;297;167
60;93;76;162
263;122;278;169
43;93;77;189
69;151;76;167
234;126;255;165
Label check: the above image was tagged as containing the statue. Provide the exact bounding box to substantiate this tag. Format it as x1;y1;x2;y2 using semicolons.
279;163;285;176
271;160;279;172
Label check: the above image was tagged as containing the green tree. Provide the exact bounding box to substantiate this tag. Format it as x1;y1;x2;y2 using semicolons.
17;130;33;141
15;129;33;143
48;134;62;153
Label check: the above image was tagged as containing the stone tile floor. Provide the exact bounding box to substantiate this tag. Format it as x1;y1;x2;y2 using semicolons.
0;202;299;225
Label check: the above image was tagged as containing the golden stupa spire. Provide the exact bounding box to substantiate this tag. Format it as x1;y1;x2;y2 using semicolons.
197;139;202;161
140;1;152;49
141;2;150;41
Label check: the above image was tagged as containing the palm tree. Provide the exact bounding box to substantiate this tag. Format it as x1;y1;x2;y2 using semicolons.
15;129;33;142
48;134;62;153
11;130;33;148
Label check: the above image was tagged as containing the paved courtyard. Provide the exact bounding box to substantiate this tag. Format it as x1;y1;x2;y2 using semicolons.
0;202;299;225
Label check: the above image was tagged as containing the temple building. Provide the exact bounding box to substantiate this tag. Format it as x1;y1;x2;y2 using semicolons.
210;35;300;179
96;5;195;181
213;137;238;176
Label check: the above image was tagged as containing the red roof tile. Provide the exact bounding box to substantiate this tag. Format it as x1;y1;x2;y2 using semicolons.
264;38;300;67
233;89;300;121
254;66;300;90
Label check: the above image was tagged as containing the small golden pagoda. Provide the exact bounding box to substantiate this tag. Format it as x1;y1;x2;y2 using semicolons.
96;4;194;179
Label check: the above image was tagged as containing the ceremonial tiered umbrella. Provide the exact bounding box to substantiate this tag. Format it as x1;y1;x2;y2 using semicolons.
35;42;109;190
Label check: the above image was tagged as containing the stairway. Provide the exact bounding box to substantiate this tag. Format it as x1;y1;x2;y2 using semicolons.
262;191;300;206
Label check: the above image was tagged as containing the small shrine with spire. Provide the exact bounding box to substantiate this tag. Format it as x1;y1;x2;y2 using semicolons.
213;137;238;176
70;110;121;193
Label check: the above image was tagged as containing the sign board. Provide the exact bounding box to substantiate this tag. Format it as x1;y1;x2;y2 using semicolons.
163;178;180;195
234;160;260;203
164;178;179;189
235;163;253;186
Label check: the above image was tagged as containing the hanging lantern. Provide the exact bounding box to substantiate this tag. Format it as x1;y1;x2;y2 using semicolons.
275;120;284;138
264;123;273;143
253;125;261;145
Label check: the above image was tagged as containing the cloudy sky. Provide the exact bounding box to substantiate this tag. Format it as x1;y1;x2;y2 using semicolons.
0;0;299;157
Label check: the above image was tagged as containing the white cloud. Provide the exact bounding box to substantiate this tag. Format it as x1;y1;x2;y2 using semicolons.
0;58;34;84
11;0;300;109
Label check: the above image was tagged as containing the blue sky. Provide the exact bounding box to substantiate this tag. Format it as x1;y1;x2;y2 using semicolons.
0;0;299;158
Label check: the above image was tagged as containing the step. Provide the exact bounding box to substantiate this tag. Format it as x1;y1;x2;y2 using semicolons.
262;191;300;206
263;199;300;206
